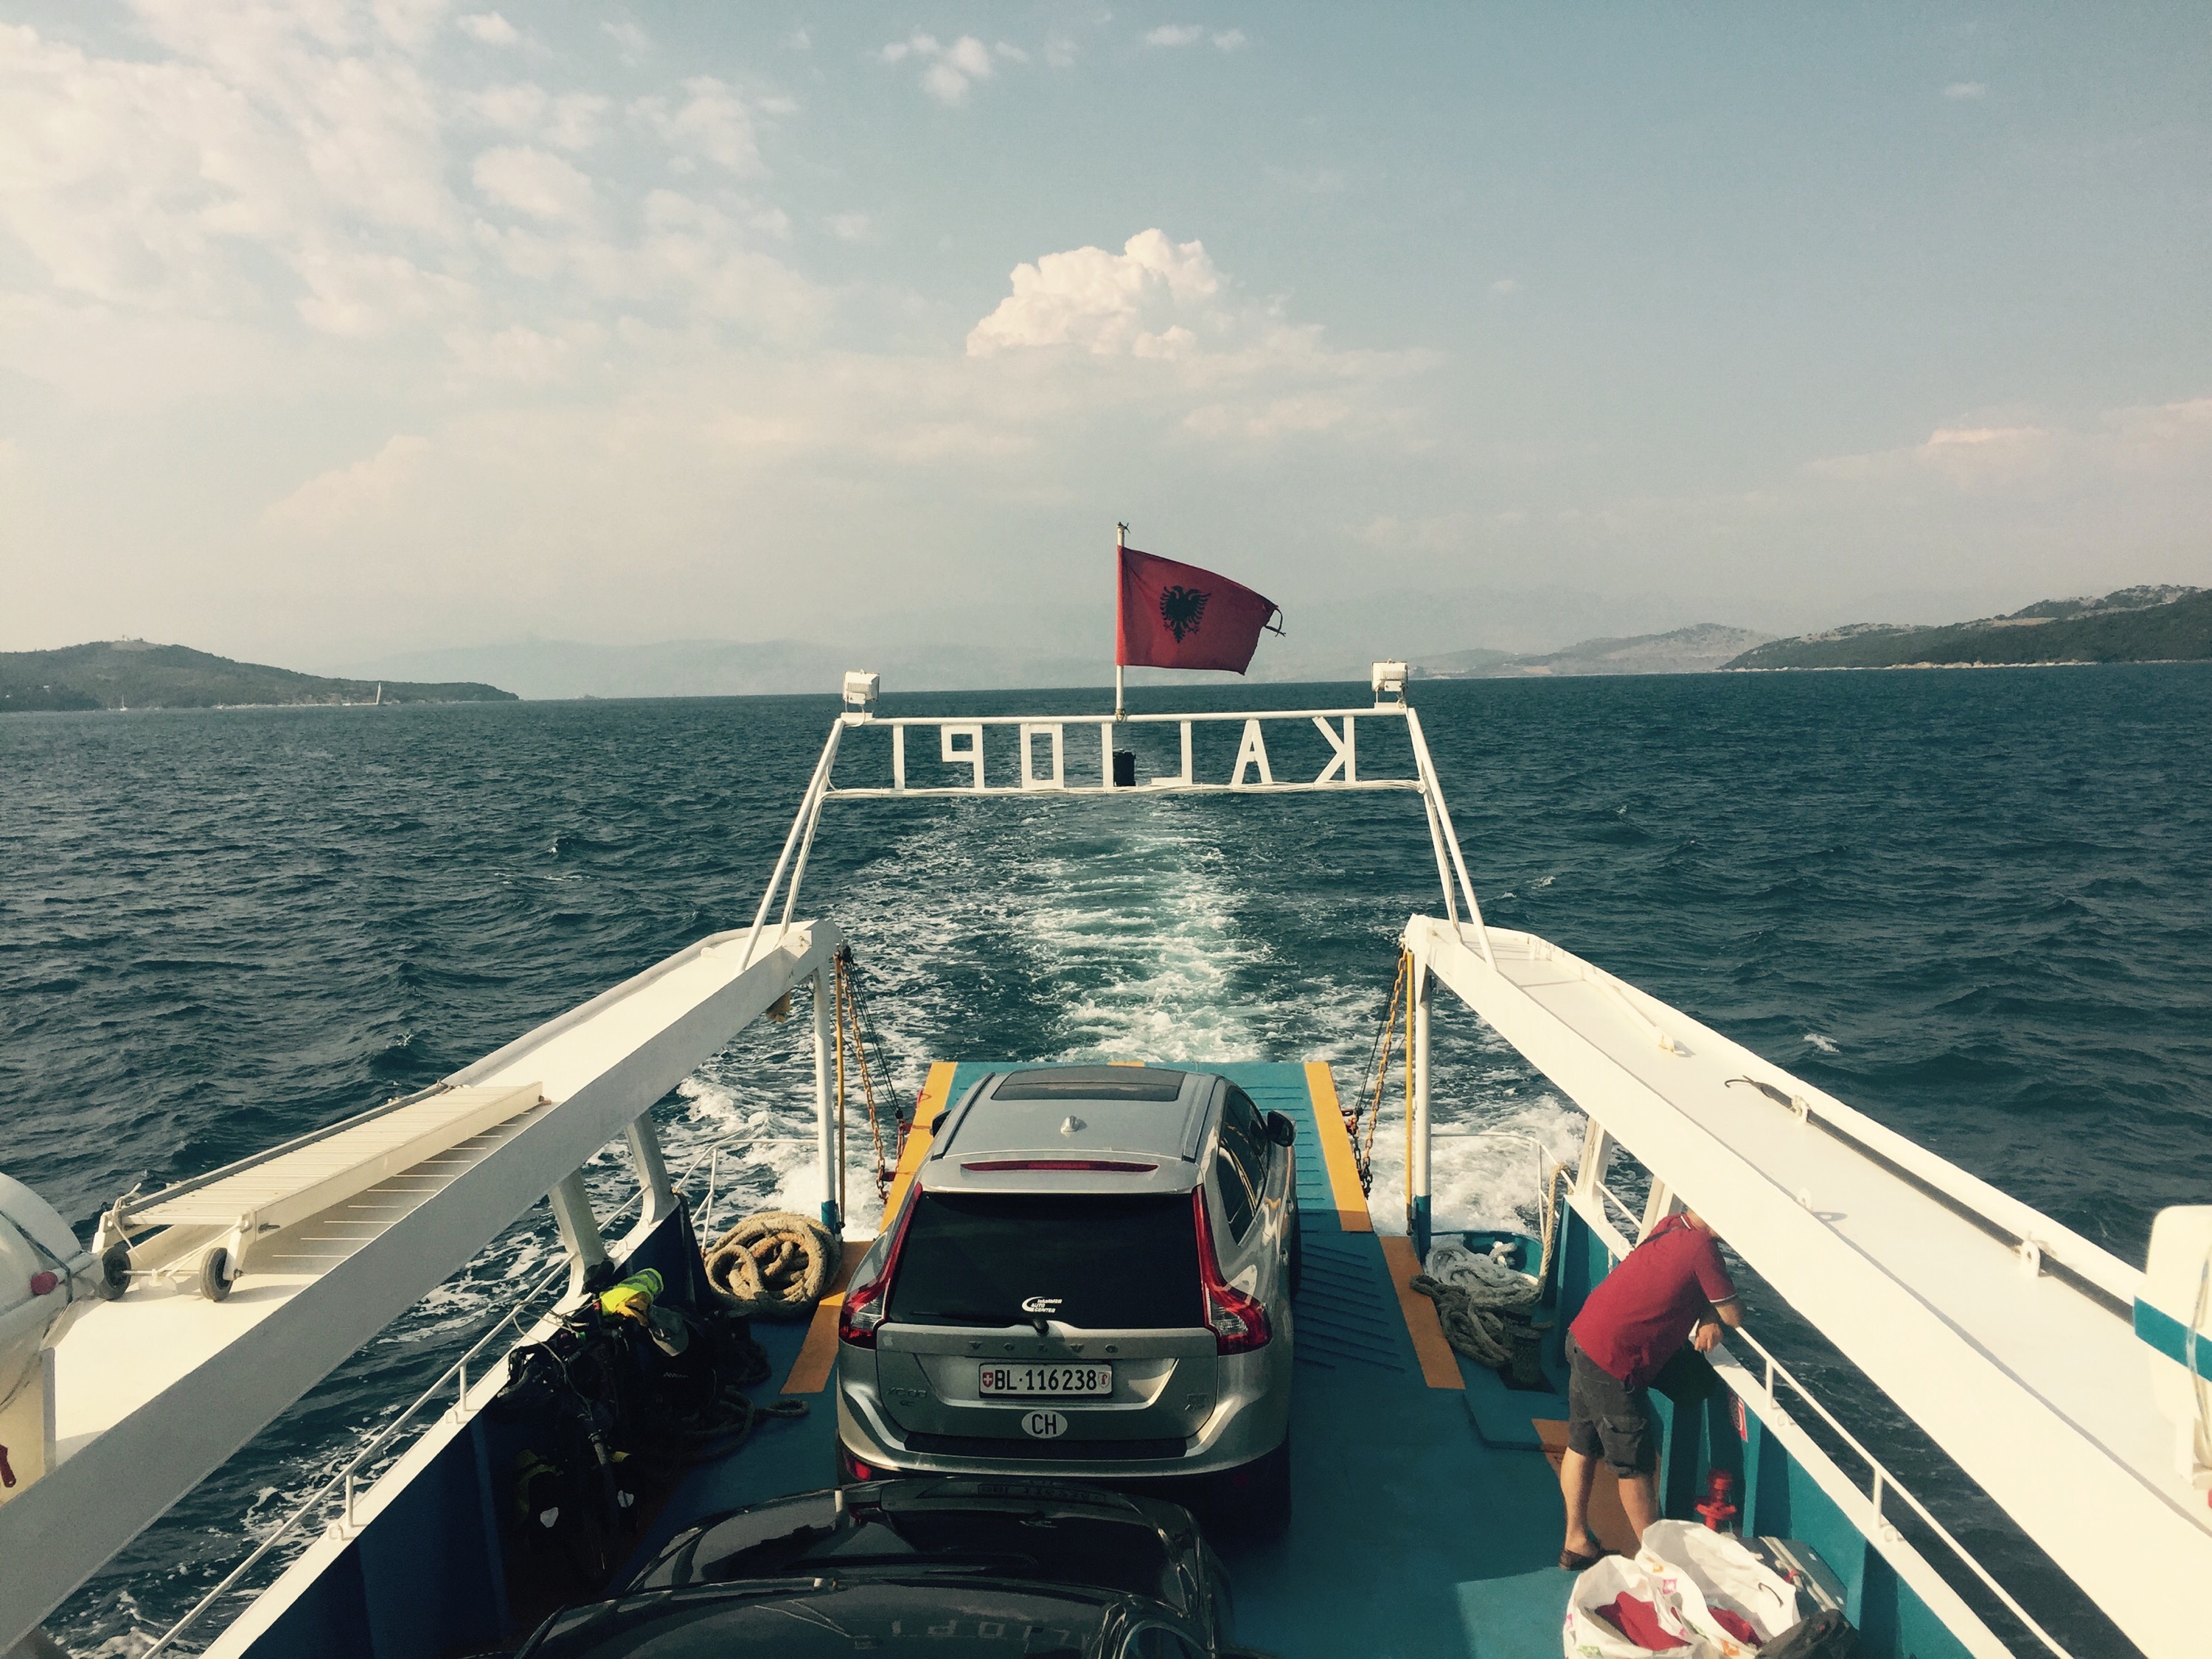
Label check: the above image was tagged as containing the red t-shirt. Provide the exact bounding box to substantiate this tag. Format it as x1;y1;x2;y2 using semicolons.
1570;1213;1737;1388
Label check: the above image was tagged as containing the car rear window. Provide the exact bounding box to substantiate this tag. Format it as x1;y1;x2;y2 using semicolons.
888;1192;1202;1330
699;1508;1183;1608
992;1071;1186;1102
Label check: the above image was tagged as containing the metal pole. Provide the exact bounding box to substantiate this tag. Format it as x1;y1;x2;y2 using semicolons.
548;1172;606;1301
812;967;839;1236
739;718;842;970
1410;959;1431;1260
624;1116;674;1235
1115;521;1127;720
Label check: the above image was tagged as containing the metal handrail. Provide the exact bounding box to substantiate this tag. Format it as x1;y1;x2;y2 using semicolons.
138;1131;740;1658
1579;1177;2073;1659
1727;1325;2074;1659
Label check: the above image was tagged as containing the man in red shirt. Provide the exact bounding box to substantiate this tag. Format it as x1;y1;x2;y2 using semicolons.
1559;1208;1744;1570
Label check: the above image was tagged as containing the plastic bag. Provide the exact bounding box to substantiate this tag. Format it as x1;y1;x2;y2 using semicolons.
1636;1521;1804;1656
1564;1554;1713;1658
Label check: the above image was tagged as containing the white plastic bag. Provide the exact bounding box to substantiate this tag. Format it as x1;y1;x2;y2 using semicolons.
1563;1554;1714;1658
1635;1521;1804;1657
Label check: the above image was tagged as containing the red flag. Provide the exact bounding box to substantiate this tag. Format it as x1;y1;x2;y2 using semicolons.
1115;546;1281;673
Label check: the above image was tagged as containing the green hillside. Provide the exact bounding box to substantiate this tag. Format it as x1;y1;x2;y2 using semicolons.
0;641;517;712
1728;587;2212;671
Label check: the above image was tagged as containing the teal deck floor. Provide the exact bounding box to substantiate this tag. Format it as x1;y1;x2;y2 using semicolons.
635;1061;1578;1659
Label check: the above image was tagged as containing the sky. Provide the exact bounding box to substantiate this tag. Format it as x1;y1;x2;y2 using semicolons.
3;2;2210;676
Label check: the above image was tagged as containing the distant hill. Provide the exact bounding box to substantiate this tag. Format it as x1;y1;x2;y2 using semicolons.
1727;586;2211;671
1414;624;1774;680
0;641;517;712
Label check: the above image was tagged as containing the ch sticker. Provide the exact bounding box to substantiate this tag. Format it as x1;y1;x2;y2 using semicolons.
1020;1411;1068;1439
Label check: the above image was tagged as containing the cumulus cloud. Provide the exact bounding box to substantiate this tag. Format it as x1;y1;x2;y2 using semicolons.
470;83;611;149
473;145;596;222
602;18;650;63
1942;81;1988;100
967;229;1225;357
1144;25;1206;47
1808;404;2212;493
263;434;431;535
457;13;518;46
880;33;995;105
633;77;762;173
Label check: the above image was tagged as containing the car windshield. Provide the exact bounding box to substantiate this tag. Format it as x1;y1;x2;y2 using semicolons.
698;1508;1183;1607
888;1192;1201;1330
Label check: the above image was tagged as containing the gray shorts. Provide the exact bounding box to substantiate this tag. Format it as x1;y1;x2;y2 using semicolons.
1565;1332;1655;1477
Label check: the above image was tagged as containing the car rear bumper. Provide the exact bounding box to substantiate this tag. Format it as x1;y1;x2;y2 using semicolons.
836;1351;1289;1482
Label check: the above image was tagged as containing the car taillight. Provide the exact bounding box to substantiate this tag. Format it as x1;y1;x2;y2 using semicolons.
837;1192;917;1350
1194;1188;1270;1354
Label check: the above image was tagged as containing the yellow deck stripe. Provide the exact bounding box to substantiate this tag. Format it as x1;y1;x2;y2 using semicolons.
1379;1234;1465;1391
1303;1061;1372;1233
782;1061;959;1394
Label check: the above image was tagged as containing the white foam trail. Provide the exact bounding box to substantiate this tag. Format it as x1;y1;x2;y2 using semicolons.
664;793;1579;1248
1803;1032;1840;1054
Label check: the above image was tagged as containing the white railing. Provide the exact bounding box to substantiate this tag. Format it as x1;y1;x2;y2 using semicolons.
1568;1179;2073;1659
740;695;1496;978
142;1126;757;1658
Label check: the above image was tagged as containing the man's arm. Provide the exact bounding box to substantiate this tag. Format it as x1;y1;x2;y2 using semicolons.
1691;1296;1745;1352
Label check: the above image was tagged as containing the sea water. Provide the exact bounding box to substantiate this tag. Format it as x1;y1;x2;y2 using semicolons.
4;666;2208;1652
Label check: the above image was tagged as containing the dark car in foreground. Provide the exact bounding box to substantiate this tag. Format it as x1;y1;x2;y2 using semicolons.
516;1477;1267;1659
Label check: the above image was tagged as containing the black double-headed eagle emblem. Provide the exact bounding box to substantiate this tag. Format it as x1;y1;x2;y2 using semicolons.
1159;585;1210;642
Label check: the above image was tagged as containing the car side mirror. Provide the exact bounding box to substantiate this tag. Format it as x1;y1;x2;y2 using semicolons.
1265;1111;1296;1148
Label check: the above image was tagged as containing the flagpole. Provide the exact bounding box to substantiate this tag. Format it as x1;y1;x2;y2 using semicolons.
1114;521;1128;720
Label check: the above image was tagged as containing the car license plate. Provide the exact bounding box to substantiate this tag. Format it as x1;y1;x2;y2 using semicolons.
978;1363;1113;1397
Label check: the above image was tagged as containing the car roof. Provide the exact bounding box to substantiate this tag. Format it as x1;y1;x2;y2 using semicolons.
921;1065;1222;1197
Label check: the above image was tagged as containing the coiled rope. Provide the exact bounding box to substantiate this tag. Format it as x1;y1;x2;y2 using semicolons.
1411;1239;1543;1368
703;1211;839;1321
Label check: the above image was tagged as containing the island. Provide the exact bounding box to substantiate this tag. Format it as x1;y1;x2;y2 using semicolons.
0;641;518;712
1725;585;2211;672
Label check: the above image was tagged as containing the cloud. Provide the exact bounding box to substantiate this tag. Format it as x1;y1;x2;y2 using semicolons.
1490;276;1519;294
473;145;596;222
602;18;650;63
967;230;1225;357
469;83;611;149
262;434;431;535
880;33;995;105
456;13;518;46
633;77;762;173
1213;30;1247;51
1943;82;1987;100
824;211;872;242
1144;25;1206;47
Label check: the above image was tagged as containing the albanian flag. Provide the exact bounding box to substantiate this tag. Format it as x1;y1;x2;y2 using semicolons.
1115;546;1282;673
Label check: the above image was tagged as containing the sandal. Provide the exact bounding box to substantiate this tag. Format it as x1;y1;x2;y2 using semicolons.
1559;1545;1606;1572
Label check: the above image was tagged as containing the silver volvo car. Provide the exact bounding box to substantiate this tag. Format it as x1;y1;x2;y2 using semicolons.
834;1065;1300;1527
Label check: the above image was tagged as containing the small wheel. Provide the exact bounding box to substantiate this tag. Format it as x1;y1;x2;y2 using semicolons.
97;1242;131;1300
199;1246;232;1302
